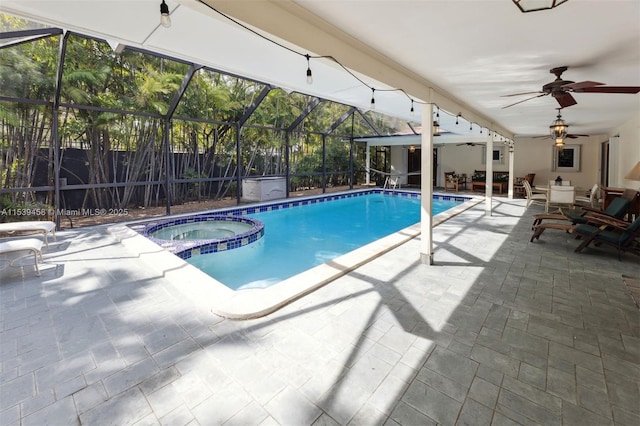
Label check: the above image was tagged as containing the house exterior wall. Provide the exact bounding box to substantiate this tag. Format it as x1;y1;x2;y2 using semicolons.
384;117;638;192
438;144;511;187
510;135;603;190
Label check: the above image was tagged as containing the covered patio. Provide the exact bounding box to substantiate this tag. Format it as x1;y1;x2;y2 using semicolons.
1;1;639;425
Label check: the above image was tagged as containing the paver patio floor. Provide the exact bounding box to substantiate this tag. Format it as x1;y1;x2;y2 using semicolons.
1;197;638;425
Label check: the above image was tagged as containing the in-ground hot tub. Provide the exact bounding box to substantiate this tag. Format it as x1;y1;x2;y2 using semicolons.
143;215;264;259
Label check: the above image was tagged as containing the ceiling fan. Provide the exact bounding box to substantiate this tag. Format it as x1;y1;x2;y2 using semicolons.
456;142;485;146
502;66;640;109
533;133;588;140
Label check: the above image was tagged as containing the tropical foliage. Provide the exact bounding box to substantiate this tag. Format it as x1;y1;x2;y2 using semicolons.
0;14;404;215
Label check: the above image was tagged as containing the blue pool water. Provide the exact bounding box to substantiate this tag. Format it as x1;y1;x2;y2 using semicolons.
186;192;463;290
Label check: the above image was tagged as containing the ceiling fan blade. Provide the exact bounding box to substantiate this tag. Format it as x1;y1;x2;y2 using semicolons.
555;93;577;108
533;133;588;140
562;81;604;90
566;134;589;138
502;93;547;108
572;86;640;94
501;91;544;97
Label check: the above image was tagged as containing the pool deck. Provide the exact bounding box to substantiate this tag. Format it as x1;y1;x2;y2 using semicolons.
1;197;639;425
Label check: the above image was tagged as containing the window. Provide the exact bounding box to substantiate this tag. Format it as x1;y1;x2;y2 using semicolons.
552;144;581;172
481;146;504;164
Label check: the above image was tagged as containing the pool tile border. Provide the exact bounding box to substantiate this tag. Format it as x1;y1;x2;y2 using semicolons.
131;189;470;262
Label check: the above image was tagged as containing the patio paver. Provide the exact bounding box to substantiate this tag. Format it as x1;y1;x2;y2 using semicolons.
1;197;639;425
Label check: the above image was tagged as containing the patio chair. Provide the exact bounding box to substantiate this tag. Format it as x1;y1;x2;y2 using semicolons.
515;173;537;198
523;180;546;208
531;196;630;230
573;214;640;260
545;185;575;213
574;183;600;208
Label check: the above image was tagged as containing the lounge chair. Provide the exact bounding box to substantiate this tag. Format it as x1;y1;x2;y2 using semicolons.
523;180;546;208
0;221;56;246
0;237;44;276
530;221;573;242
573;215;640;260
531;196;630;229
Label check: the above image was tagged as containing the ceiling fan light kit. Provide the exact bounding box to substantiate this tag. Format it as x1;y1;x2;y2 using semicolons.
512;0;569;13
550;111;568;141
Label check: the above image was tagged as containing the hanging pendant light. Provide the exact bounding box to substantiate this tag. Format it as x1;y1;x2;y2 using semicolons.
554;138;565;150
550;109;568;141
433;107;440;136
432;120;440;136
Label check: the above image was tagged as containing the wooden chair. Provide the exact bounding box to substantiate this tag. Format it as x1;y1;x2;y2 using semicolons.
444;172;460;192
525;173;535;186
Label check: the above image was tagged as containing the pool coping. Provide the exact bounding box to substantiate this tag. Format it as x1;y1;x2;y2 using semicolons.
109;190;483;319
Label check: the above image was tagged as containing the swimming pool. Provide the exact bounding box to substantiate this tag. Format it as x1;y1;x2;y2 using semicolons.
184;191;465;290
124;189;480;318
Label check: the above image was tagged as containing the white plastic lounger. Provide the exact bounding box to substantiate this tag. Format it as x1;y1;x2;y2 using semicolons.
0;238;44;276
0;221;56;246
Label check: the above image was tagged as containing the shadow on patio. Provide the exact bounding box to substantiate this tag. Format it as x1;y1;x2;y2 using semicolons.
0;197;638;425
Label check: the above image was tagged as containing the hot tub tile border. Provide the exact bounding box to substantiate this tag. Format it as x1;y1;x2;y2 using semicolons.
141;215;264;259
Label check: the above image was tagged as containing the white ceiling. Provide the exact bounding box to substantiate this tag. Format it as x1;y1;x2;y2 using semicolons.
2;0;639;141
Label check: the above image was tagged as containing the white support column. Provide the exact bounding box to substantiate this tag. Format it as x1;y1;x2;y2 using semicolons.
485;131;493;215
365;142;371;185
420;103;434;265
507;141;514;199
